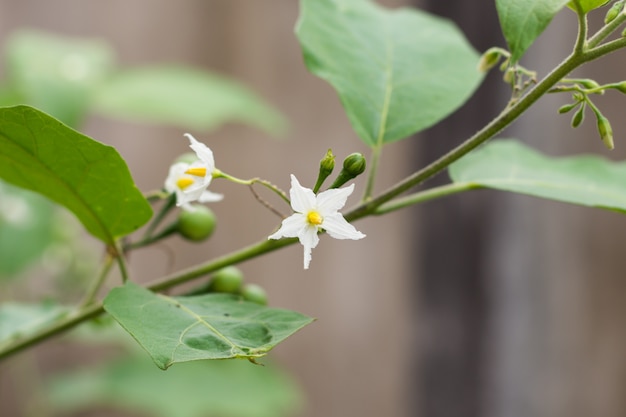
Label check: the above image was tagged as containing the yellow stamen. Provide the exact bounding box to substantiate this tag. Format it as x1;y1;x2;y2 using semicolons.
176;177;194;190
307;211;323;226
185;167;207;177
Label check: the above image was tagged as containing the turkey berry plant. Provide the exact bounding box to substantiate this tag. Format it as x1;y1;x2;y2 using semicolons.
3;0;626;372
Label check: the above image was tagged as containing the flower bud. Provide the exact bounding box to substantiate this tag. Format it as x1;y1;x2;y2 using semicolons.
571;104;585;128
597;115;614;150
477;47;503;73
605;0;624;23
558;102;578;114
329;153;366;189
612;81;626;94
313;149;335;193
578;79;601;90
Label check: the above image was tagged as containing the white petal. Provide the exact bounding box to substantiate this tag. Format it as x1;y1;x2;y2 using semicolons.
184;133;215;171
316;183;354;215
322;213;365;240
164;162;189;193
297;225;319;269
268;213;306;239
198;190;224;203
289;175;316;214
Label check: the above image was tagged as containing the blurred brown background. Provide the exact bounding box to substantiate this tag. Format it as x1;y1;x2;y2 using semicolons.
2;1;626;417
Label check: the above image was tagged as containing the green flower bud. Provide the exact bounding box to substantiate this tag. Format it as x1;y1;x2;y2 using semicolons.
504;67;518;85
597;115;614;150
477;47;503;73
578;79;601;90
329;153;367;189
177;205;217;241
571;104;585;128
558;102;578;114
611;81;626;94
210;266;244;294
313;149;335;193
241;283;268;305
605;0;624;23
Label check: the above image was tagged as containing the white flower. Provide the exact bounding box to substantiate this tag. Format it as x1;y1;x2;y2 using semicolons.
164;133;223;209
268;174;365;269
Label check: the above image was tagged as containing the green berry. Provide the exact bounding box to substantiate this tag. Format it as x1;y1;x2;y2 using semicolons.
210;266;244;294
241;283;268;305
177;206;216;241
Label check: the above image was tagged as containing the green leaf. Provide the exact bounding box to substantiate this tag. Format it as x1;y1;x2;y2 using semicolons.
0;302;68;345
0;105;152;244
496;0;570;63
296;0;483;146
449;139;626;211
93;66;287;136
5;30;115;127
103;282;314;369
45;356;303;417
567;0;611;13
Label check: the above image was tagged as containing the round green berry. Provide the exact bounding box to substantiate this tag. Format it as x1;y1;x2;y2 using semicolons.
177;206;216;241
241;283;268;305
210;266;244;294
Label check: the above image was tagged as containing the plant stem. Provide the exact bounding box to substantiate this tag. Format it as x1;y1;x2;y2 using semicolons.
362;144;382;202
0;304;104;361
78;254;115;308
373;182;481;215
588;8;626;48
215;171;290;204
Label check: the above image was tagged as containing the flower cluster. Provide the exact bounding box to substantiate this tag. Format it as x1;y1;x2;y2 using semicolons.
269;174;365;269
164;133;223;210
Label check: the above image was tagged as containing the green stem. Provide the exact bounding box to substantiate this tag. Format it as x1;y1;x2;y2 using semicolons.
573;2;588;55
114;241;130;283
362;144;382;202
373;182;481;215
142;193;176;239
79;254;115;308
215;171;290;205
0;304;104;361
588;8;626;48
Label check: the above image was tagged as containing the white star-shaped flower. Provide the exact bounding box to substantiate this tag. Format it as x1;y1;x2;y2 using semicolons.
268;174;365;269
164;133;223;210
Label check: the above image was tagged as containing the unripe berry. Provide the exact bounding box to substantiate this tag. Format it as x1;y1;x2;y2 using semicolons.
241;283;268;305
210;266;244;294
177;206;217;241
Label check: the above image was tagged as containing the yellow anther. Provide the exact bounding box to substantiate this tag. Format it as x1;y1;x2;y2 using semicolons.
306;211;323;226
176;177;194;190
185;167;207;177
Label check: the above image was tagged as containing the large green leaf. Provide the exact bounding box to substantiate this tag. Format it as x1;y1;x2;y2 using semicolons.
496;0;570;63
449;139;626;211
93;66;287;136
0;105;152;244
103;282;314;369
45;356;302;417
5;30;114;127
296;0;483;146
